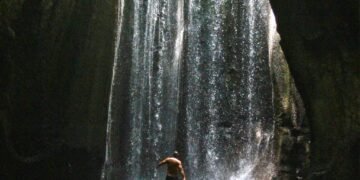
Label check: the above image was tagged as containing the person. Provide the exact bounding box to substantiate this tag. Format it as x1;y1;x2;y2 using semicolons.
157;151;186;180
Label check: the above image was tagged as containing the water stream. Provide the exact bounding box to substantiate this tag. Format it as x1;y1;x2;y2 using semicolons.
103;0;277;179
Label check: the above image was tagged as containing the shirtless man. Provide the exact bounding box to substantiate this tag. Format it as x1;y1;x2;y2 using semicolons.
157;151;186;180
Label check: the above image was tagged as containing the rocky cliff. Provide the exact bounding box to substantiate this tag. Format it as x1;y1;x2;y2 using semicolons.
270;0;359;179
0;0;117;179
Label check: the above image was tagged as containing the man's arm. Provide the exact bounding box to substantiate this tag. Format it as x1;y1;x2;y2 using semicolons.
157;158;168;168
178;163;186;180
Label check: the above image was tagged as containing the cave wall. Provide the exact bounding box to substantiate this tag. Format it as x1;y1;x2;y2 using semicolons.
0;0;117;179
270;0;359;179
270;32;311;180
1;0;358;179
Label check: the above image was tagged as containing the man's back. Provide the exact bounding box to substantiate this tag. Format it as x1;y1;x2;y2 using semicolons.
157;152;186;180
164;157;181;176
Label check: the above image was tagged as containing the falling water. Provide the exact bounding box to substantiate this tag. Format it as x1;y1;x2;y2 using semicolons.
101;0;125;178
103;0;277;179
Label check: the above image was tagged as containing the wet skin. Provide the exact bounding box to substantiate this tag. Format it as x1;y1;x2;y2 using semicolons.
158;157;186;180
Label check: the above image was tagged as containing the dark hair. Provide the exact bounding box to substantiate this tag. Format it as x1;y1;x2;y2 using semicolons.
173;151;180;158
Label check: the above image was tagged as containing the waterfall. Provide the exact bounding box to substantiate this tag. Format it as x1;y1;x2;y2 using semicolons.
103;0;277;179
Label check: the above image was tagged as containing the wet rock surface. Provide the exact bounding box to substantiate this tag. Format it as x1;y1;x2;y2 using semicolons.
270;0;359;179
0;0;117;179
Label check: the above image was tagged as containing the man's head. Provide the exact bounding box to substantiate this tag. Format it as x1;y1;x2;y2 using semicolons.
173;151;180;158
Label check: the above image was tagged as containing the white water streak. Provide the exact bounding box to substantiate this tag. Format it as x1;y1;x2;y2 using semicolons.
128;0;143;176
104;0;124;165
102;0;125;179
174;0;184;69
206;1;225;178
268;8;277;64
173;0;184;125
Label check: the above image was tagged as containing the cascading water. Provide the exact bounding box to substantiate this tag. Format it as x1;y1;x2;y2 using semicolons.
103;0;277;179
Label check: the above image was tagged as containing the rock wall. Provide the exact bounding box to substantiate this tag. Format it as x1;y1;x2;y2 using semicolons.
0;0;117;179
1;0;358;179
270;0;359;179
271;32;310;180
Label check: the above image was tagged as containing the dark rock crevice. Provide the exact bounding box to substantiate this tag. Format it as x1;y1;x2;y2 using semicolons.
0;0;117;179
270;0;359;179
